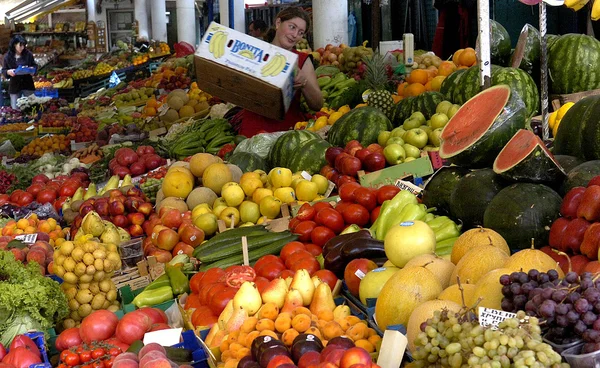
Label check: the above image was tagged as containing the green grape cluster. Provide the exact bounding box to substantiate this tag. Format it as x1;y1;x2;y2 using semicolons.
412;310;569;368
140;178;163;203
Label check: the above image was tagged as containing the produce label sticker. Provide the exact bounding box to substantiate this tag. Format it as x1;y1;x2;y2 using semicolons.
15;233;37;244
157;103;169;116
324;181;336;198
479;308;516;330
301;171;312;181
395;179;423;196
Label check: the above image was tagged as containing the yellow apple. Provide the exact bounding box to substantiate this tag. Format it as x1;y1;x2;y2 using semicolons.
311;174;329;195
259;195;282;219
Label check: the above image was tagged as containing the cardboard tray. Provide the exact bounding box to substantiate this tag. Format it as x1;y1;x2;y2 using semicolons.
550;88;600;111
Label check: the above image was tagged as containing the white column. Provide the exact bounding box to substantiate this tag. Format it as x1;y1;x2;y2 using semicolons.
151;0;168;42
176;0;196;44
313;0;348;49
135;0;150;40
218;0;245;32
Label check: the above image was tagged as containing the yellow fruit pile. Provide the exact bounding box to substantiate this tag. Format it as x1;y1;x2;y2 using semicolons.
295;105;351;131
93;62;114;76
133;54;150;65
21;135;69;157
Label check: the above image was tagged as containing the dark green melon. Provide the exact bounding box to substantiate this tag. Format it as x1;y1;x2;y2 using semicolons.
490;20;512;66
391;97;415;127
440;69;466;104
554;155;585;173
548;34;600;94
227;152;268;172
454;65;502;105
421;166;471;216
288;138;331;175
554;95;600;160
510;24;541;78
493;129;566;183
561;160;600;195
268;130;320;168
449;169;507;229
483;183;562;251
327;106;392;147
411;92;446;120
491;67;540;118
439;85;528;168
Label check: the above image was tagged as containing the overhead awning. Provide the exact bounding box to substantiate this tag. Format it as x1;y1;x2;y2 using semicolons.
5;0;80;25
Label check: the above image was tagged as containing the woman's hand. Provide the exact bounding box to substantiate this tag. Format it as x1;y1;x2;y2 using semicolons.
7;69;16;77
297;61;323;111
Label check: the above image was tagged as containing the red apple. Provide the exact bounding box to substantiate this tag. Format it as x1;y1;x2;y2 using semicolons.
320;347;346;366
363;152;386;172
298;351;321;368
325;147;344;166
366;143;383;154
344;140;363;154
108;189;123;199
161;208;183;229
112;214;129;228
344;258;378;297
340;156;362;177
108;200;125;216
124;198;141;213
94;199;109;217
179;225;205;247
182;211;192;220
354;148;372;163
583;261;600;274
138;202;154;216
128;212;146;226
571;254;591;275
156;228;179;251
151;224;169;245
172;242;194;257
340;347;372;368
129;224;144;237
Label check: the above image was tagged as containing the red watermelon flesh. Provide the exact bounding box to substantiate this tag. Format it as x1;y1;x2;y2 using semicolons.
493;129;566;183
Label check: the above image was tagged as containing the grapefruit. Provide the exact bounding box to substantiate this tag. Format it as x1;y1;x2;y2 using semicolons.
359;266;400;305
473;268;513;314
404;253;456;289
451;227;509;265
384;221;436;267
167;166;195;184
406;299;462;353
203;163;233;195
450;244;509;285
375;266;443;329
162;171;194;199
189;153;222;178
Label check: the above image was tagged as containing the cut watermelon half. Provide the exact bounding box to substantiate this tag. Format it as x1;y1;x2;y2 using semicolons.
439;84;528;168
493;129;566;183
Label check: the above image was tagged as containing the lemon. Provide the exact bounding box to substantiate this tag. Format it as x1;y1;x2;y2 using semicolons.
311;174;329;195
268;167;293;189
328;111;343;125
548;111;557;129
313;116;328;130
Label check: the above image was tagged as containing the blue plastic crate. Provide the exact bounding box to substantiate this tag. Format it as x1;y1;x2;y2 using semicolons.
7;331;52;368
171;330;210;368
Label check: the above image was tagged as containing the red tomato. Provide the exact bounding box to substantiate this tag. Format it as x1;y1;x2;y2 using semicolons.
377;185;401;204
9;189;24;203
58;183;79;198
79;310;118;344
311;226;336;247
257;262;287;280
338;182;361;202
304;243;323;256
225;266;256;288
199;283;218;305
205;283;228;305
54;196;69;214
114;308;156;344
26;183;44;196
280;241;306;263
354;187;377;211
91;348;105;360
277;269;295;279
64;353;80;367
313;201;333;213
342;203;370;227
92;361;104;368
314;208;345;234
209;287;238;316
108;348;121;357
189;271;205;294
293;220;317;242
16;192;34;207
191;305;217;327
55;327;83;352
334;200;352;214
36;189;57;204
371;206;382;223
254;255;284;272
254;276;270;293
285;249;314;269
291;257;320;275
336;175;357;188
199;268;226;289
60;351;70;363
103;358;114;368
313;269;338;291
288;217;301;232
79;351;92;363
296;203;316;221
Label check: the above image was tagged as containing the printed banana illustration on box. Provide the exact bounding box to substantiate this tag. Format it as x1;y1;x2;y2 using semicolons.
260;53;288;77
208;30;228;59
565;0;589;10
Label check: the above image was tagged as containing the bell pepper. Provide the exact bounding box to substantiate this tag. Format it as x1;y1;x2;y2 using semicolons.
132;286;174;308
370;190;418;240
144;274;171;291
435;237;459;256
549;217;570;251
422;213;435;223
561;187;586;219
387;203;427;228
434;221;461;242
217;143;236;160
166;264;190;296
577;185;600;222
425;216;452;231
340;224;362;235
563;218;591;254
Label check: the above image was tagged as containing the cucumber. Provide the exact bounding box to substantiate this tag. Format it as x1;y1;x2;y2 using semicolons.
164;346;193;363
126;340;144;354
199;231;296;263
192;226;269;258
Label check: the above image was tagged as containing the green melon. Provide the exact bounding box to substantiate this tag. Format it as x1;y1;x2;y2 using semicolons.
554;95;600;160
554;155;585;174
561;160;600;195
490;20;512;66
548;34;600;94
287;138;331;175
268;130;320;169
327;106;392;147
391;97;415;127
510;24;541;79
440;69;466;104
227;152;268;172
491;67;540;118
421;166;471;216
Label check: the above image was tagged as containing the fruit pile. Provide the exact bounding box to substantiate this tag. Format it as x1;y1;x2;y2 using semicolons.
39;112;76;128
153;67;191;92
338;41;374;76
53;236;121;327
72;69;94;80
0;123;29;132
17;172;89;212
21;135;70;157
140;178;163;203
70;143;104;165
34;80;53;89
132;53;150;65
93;62;114;76
113;87;156;107
1;238;55;275
320;141;385;185
451;47;478;68
1;212;65;240
109;146;167;179
158;89;210;124
66;116;99;143
295;38;311;53
315;44;346;67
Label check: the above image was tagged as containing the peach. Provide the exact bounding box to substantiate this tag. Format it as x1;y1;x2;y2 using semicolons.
266;355;294;368
141;358;172;368
340;347;372;368
112;359;139;368
114;353;139;363
320;347;346;366
26;248;46;266
139;351;167;368
298;351;321;368
317;362;338;368
161;208;183;229
138;343;167;360
9;248;24;262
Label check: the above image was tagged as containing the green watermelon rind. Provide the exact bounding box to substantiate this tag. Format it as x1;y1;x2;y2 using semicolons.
510;24;541;77
227;152;268;172
327;106;393;147
421;166;471;216
439;85;529;168
268;130;320;168
412;92;445;120
490;20;512;67
449;169;507;230
492;130;566;184
440;69;466;104
491;67;540;118
548;34;600;94
554;155;586;174
561;160;600;195
553;95;600;159
288;139;331;175
483;183;562;251
391;97;415;127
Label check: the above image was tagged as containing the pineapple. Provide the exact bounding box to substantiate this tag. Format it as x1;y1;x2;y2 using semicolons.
364;54;394;118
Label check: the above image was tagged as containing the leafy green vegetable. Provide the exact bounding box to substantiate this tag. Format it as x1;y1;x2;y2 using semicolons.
2;134;26;152
0;251;68;346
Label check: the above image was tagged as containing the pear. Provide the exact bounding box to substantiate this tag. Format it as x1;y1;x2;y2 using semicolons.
281;289;304;313
261;278;288;309
289;269;315;306
309;283;336;315
285;276;293;288
311;275;323;289
100;221;120;245
209;330;228;349
226;306;248;332
204;323;222;347
218;299;234;329
81;211;105;237
233;281;262;315
333;304;351;320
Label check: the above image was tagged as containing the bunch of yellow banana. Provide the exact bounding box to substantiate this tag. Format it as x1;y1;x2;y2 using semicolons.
53;78;74;89
209;31;228;59
592;0;600;20
260;53;287;77
565;0;590;11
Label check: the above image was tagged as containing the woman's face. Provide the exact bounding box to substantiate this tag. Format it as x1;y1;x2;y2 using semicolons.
15;42;25;54
275;17;307;50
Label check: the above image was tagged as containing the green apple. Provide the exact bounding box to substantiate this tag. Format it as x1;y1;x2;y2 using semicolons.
426;120;431;127
420;125;432;137
390;126;406;138
403;118;421;130
386;136;405;147
410;111;426;125
383;144;406;165
429;127;443;147
378;130;391;146
404;157;417;163
436;100;453;115
403;143;421;159
447;104;461;118
423;145;440;152
430;113;449;129
404;128;429;149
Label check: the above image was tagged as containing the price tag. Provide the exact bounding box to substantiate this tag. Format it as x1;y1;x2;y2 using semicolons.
478;308;516;330
394;179;423;196
15;233;38;244
300;171;312;181
324;180;336;198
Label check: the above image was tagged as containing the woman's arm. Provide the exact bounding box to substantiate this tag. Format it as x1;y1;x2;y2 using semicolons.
299;60;323;111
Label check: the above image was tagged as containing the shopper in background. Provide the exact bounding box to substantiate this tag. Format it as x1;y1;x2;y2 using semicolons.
232;7;323;137
249;19;268;40
2;35;37;110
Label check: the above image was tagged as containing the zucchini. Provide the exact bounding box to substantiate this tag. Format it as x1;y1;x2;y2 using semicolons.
126;340;144;354
192;226;268;258
164;346;193;363
199;231;296;263
200;234;298;271
193;231;269;259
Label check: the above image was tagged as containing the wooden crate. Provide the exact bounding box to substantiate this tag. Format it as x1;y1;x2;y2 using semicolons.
111;259;151;290
550;88;600;111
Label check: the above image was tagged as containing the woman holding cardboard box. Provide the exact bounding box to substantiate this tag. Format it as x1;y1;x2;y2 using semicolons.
232;7;323;137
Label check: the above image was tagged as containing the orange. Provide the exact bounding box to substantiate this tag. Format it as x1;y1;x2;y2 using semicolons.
17;218;29;230
424;81;432;91
438;61;457;77
397;82;408;96
404;83;426;97
430;76;446;92
459;48;477;67
147;98;159;108
391;95;403;103
144;107;157;116
452;49;464;65
408;69;429;85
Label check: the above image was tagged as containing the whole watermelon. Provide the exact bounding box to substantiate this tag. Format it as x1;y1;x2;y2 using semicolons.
554;95;600;160
510;24;541;78
391;92;444;126
491;67;540;118
268;130;320;169
548;34;600;94
288;138;331;175
453;65;502;105
227;152;268;172
327;106;392;147
490;20;512;66
391;97;415;127
440;69;466;104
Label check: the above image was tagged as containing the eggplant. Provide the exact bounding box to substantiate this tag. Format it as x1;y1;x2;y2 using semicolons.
322;230;371;257
323;230;374;278
340;237;386;260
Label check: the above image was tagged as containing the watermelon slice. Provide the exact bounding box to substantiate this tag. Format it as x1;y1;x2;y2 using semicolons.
493;129;566;183
439;85;528;168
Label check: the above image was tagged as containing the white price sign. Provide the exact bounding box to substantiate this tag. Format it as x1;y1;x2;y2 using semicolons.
479;308;516;330
14;233;38;244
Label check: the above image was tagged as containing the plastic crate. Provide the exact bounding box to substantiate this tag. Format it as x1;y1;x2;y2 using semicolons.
562;344;600;368
171;330;210;368
34;88;59;98
119;238;144;270
7;331;53;368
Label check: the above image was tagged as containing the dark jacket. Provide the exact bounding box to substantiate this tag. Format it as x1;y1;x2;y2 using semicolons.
2;49;36;94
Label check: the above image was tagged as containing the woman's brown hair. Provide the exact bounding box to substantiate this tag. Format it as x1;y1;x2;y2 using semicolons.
264;7;310;43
